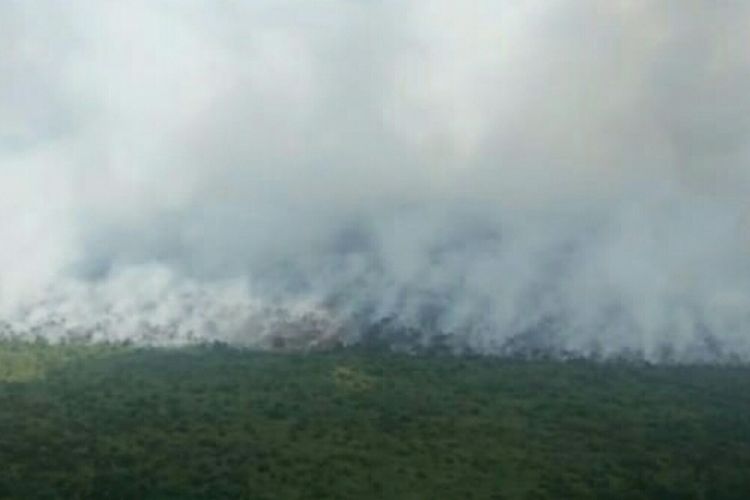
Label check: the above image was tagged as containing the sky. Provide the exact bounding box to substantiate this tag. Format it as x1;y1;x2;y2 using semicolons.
2;1;750;360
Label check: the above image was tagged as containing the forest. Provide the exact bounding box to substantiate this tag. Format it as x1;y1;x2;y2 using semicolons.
1;339;749;499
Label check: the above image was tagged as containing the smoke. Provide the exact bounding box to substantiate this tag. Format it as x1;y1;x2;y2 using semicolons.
2;1;750;360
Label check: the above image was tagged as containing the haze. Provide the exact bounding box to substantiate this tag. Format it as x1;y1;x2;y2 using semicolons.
2;1;750;361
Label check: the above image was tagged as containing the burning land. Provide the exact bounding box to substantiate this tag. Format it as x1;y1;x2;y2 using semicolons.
4;0;750;498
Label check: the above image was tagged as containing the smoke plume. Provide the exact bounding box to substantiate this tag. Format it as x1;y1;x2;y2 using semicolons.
2;1;750;361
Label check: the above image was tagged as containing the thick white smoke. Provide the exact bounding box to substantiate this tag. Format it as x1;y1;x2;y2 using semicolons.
2;1;750;360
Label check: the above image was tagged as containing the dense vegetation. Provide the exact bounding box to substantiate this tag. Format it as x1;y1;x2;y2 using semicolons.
1;339;749;499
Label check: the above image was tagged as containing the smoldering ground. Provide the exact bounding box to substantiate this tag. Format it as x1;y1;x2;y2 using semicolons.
2;1;750;361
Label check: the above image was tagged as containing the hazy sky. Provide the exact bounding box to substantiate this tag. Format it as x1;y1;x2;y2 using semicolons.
2;1;750;359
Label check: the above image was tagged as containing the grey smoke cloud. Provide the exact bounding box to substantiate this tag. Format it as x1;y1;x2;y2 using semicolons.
2;1;750;360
